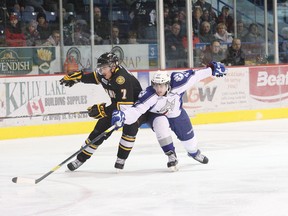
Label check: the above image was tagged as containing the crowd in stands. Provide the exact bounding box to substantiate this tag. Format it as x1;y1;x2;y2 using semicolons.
0;0;287;66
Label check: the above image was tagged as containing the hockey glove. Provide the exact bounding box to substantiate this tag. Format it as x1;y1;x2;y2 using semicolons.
87;103;107;119
207;62;226;77
59;70;83;87
111;110;125;130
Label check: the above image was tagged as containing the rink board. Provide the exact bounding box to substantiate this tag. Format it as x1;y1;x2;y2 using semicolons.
1;65;288;140
1;107;288;140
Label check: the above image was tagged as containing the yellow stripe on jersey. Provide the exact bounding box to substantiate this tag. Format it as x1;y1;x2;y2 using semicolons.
93;71;100;84
116;101;134;110
114;67;119;73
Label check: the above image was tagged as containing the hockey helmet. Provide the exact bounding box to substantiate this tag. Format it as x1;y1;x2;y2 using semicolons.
151;71;171;86
97;52;119;68
151;71;171;95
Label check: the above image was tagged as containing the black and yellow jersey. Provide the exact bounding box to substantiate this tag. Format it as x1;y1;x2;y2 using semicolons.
80;65;142;113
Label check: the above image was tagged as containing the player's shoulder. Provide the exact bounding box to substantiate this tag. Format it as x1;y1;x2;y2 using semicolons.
137;86;156;102
170;70;194;88
113;66;132;85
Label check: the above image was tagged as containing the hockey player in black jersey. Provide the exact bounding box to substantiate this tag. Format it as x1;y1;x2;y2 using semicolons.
60;52;145;171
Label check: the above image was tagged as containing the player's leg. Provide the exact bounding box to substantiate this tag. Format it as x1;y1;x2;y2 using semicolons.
67;117;113;171
114;120;142;170
169;109;208;164
149;114;178;170
114;113;148;170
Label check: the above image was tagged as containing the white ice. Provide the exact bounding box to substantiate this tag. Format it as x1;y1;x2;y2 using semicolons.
1;119;288;216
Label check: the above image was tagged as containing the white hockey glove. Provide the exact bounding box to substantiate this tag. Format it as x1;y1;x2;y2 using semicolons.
207;62;226;77
111;110;126;130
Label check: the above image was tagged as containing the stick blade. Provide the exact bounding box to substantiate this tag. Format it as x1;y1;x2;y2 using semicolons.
12;177;36;184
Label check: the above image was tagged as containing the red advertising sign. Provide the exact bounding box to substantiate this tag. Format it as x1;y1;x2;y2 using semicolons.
249;66;288;102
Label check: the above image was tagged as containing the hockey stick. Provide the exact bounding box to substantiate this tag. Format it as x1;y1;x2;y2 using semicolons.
11;124;116;185
0;111;88;120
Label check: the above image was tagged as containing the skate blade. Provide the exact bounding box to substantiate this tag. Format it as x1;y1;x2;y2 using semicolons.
169;165;179;172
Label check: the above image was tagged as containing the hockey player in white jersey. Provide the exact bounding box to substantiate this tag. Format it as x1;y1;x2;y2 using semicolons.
112;62;226;170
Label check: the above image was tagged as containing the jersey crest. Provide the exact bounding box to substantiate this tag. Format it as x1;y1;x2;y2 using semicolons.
116;76;125;85
159;98;176;113
173;72;185;82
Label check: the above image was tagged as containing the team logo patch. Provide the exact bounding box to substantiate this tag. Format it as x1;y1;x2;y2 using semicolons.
116;76;125;85
173;72;185;82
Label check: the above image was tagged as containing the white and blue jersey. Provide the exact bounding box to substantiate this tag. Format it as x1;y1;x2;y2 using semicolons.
124;67;213;125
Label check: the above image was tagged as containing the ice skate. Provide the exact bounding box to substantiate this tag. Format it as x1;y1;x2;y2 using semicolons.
67;159;84;171
188;150;209;164
166;150;179;171
114;157;126;173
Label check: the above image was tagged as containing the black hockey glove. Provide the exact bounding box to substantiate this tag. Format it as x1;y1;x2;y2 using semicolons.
87;103;107;119
59;70;83;87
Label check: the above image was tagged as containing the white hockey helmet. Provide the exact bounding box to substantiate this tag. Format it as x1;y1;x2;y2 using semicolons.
151;71;171;85
151;71;171;95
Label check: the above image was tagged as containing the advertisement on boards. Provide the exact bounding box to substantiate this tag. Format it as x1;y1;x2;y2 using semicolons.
249;66;288;104
0;47;60;75
0;75;110;127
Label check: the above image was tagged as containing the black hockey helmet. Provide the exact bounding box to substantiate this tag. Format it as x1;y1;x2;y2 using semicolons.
97;52;119;68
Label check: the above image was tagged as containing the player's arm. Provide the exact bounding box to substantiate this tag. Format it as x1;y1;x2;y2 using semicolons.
123;87;158;125
173;62;226;93
60;71;100;87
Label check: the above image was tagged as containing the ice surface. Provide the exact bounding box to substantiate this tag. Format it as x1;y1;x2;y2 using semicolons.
1;119;288;216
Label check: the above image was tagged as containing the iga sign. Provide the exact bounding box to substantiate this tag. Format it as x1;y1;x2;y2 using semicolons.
249;66;288;102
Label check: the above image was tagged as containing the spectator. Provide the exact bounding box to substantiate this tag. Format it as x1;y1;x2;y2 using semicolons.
192;7;203;37
202;9;217;34
214;22;233;43
24;19;40;46
129;0;156;42
42;29;60;46
217;6;234;33
201;39;225;65
164;6;173;33
93;6;110;45
242;23;264;43
242;23;265;61
127;31;138;44
236;20;248;40
43;0;58;12
5;14;26;47
11;3;23;21
37;12;52;44
193;0;212;12
63;15;76;45
279;27;288;63
223;38;245;66
199;21;215;43
103;25;126;45
22;0;44;13
177;9;187;38
165;22;186;68
193;0;217;20
164;0;180;16
74;20;90;45
182;31;200;50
